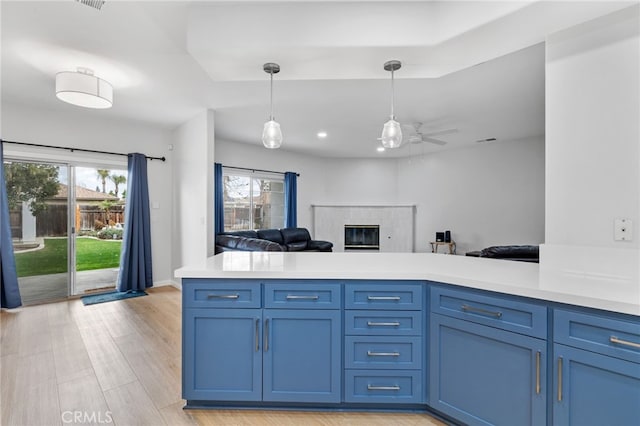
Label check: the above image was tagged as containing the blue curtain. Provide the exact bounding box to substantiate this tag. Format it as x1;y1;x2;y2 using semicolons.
117;153;153;292
214;163;224;235
1;143;22;308
284;172;297;228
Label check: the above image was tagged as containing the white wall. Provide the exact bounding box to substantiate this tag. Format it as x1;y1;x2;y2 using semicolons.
397;137;545;254
1;102;175;284
543;5;639;278
172;110;215;275
216;137;544;254
546;5;639;249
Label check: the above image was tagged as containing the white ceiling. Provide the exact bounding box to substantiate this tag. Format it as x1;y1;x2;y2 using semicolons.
1;1;636;158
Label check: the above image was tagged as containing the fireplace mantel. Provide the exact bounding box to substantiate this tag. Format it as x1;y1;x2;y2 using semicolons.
312;204;416;252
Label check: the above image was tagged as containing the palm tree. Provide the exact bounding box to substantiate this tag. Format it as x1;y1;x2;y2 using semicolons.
110;174;127;198
97;169;110;193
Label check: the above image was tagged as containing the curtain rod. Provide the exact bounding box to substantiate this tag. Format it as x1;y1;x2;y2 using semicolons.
223;165;299;177
1;139;166;162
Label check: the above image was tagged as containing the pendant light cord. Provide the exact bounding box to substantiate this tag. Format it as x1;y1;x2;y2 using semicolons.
390;68;395;120
269;70;274;121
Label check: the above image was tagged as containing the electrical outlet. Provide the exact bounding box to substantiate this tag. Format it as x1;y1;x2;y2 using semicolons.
614;218;633;241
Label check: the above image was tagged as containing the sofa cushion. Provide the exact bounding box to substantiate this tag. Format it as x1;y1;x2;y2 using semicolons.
257;229;284;245
480;245;539;259
307;240;333;252
215;235;284;252
223;230;258;239
281;227;311;244
280;228;312;251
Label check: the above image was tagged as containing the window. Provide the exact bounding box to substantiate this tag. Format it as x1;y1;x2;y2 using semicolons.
223;171;284;231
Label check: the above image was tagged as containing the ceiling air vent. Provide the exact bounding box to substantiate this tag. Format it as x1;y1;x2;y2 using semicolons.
476;137;497;143
76;0;105;10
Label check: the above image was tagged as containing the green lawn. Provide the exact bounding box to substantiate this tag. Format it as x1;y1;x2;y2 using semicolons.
15;237;122;277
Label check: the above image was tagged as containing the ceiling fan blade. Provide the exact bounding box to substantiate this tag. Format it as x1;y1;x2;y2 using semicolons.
421;128;458;138
423;137;448;146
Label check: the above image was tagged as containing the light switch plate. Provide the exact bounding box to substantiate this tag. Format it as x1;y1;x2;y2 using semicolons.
614;218;632;241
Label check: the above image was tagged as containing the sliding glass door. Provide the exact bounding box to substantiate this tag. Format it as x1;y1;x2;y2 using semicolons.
3;159;128;304
5;159;70;304
73;166;127;295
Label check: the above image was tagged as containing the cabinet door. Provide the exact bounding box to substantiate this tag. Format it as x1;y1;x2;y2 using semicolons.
183;308;262;401
262;309;341;403
430;314;546;426
553;344;640;426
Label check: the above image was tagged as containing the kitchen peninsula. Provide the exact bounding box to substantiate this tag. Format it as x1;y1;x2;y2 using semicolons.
175;252;640;426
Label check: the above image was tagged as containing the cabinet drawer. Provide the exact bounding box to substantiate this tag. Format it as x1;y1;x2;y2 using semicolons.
345;336;421;370
431;286;547;338
554;309;640;364
345;282;423;310
264;282;341;309
183;279;261;309
345;311;422;336
344;370;422;404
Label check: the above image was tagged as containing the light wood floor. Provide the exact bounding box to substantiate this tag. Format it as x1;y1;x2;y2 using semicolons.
0;287;447;426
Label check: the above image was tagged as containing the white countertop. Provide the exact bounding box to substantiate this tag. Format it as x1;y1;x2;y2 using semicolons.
175;252;640;316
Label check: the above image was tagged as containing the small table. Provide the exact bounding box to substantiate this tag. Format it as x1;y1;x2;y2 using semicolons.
430;241;456;254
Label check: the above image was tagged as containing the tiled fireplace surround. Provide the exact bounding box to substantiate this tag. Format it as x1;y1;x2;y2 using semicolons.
312;204;416;252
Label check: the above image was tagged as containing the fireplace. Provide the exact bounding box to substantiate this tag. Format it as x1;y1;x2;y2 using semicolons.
344;225;380;250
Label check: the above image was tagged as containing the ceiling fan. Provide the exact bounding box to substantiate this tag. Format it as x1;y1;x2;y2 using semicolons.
402;122;458;146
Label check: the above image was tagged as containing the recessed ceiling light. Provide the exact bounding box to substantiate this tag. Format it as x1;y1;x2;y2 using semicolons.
377;147;385;152
317;131;328;139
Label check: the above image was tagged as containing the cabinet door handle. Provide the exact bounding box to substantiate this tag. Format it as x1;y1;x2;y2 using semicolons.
535;351;541;394
367;296;401;301
255;318;260;352
367;351;400;357
461;304;503;318
207;294;239;299
264;318;269;352
367;321;401;327
610;336;640;349
285;295;319;300
557;357;563;402
367;385;400;391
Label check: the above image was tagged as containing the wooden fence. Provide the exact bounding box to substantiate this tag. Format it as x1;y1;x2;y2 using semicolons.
9;204;125;238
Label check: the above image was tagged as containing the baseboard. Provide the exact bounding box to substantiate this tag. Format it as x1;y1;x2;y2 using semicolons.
153;279;181;290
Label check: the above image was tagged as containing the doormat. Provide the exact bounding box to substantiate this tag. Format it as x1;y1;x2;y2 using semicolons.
82;290;147;306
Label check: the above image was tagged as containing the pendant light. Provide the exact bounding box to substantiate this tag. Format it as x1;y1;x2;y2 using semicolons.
381;60;402;148
262;63;283;149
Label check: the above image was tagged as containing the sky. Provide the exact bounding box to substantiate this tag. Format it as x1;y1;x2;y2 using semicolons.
57;166;128;196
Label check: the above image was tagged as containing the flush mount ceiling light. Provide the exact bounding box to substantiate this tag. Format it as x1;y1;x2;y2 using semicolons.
55;67;113;109
380;60;403;149
262;63;283;149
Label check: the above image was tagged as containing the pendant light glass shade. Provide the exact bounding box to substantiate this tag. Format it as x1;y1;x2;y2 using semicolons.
381;118;403;148
381;60;402;148
262;63;282;149
262;120;283;149
55;67;113;109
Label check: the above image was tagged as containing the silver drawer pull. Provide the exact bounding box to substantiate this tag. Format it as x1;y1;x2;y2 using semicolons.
461;304;502;318
207;294;239;299
285;295;319;300
367;321;401;327
367;385;400;391
367;351;400;357
367;296;401;301
610;336;640;349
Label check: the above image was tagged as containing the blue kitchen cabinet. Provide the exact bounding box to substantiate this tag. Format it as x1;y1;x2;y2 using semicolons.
553;309;640;426
262;309;342;403
183;279;342;405
429;286;547;426
429;314;547;426
183;308;262;401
